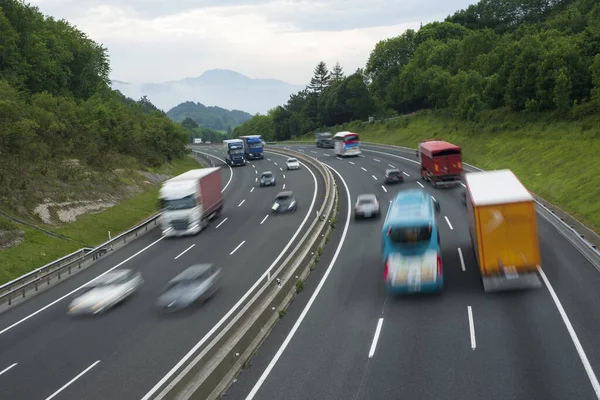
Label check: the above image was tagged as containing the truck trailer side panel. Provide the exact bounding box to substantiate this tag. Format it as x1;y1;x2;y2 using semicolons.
475;201;540;276
199;169;223;214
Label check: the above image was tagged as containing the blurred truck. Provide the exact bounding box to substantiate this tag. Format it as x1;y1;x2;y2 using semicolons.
223;139;246;167
159;168;224;237
315;132;334;148
418;139;463;187
240;135;264;160
464;169;543;292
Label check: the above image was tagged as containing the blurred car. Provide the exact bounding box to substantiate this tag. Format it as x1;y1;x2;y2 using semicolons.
68;269;143;315
156;264;221;311
286;157;300;170
354;193;380;220
260;171;276;187
272;191;297;213
384;168;404;184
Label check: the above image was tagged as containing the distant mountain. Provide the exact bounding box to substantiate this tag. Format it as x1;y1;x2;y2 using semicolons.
167;101;252;131
110;69;306;115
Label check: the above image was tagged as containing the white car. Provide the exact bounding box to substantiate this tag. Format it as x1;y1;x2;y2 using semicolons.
68;269;143;315
286;157;300;170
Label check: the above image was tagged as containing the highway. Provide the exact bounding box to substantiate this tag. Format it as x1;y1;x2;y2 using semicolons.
224;143;600;400
0;149;325;400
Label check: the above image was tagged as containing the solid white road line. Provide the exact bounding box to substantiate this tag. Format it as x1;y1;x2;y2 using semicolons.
215;218;228;229
368;318;384;358
238;199;246;207
245;163;351;400
403;172;410;177
417;181;424;188
230;241;245;255
349;161;355;165
361;167;367;172
174;244;195;260
538;267;600;398
260;215;269;225
0;234;167;336
467;306;476;350
372;175;377;180
444;216;454;230
457;248;466;271
45;360;101;400
250;187;255;193
0;363;17;376
142;157;319;400
381;185;387;193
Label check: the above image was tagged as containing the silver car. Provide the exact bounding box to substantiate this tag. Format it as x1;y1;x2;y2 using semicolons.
354;193;381;220
156;264;221;311
68;269;143;315
286;157;300;170
260;171;276;187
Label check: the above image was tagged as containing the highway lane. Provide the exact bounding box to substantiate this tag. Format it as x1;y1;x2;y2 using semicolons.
225;144;600;400
0;150;325;400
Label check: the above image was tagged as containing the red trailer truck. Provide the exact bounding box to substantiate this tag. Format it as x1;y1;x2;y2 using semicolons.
159;168;224;237
418;139;463;188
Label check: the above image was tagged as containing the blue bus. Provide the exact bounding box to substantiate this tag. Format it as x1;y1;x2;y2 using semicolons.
382;189;443;294
240;135;264;160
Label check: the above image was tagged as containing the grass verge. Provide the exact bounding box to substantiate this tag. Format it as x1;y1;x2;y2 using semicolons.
300;108;600;233
0;155;202;285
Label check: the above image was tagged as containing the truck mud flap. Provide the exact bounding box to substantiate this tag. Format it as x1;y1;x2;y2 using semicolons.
482;272;543;292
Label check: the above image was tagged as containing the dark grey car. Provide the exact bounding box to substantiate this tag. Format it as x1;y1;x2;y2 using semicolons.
156;264;221;311
272;191;298;213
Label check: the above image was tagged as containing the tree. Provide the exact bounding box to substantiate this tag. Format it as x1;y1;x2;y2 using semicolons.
331;62;344;81
308;61;331;95
553;67;572;114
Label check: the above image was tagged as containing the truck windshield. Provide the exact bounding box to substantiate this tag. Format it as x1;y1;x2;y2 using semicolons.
163;195;196;210
388;225;432;244
230;148;244;154
249;143;262;149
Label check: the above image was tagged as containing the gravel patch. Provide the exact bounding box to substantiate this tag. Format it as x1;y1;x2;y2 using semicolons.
34;200;116;224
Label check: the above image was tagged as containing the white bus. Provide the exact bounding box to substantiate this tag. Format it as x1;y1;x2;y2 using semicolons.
333;131;361;157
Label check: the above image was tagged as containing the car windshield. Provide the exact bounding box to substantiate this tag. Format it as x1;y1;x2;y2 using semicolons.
358;196;375;205
387;170;400;176
288;158;297;163
262;173;273;178
276;196;293;204
388;225;432;244
163;195;196;210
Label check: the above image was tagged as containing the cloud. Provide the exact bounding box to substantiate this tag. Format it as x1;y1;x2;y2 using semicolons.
29;0;478;84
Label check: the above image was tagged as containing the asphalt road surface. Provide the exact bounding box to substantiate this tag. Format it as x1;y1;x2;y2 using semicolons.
223;143;600;400
0;148;325;400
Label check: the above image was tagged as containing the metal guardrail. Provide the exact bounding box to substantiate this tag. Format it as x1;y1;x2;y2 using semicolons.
0;213;162;309
270;140;600;261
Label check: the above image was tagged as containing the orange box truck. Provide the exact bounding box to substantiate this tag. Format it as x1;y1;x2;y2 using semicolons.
464;169;543;292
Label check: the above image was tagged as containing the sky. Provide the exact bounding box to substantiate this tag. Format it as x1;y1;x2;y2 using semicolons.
29;0;478;85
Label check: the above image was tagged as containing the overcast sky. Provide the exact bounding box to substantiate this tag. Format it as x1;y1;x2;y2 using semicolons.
29;0;478;84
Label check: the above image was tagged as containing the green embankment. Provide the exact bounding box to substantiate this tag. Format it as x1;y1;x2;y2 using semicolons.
300;109;600;233
0;156;201;285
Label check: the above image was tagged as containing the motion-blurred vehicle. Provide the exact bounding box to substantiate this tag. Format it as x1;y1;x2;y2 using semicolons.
272;191;297;213
68;269;143;315
354;193;380;219
382;189;443;294
418;139;463;188
286;157;300;170
315;132;334;148
260;171;276;187
464;169;542;292
156;264;221;311
384;168;404;185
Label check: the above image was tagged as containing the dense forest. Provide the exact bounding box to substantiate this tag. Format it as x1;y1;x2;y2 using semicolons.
167;101;252;132
233;0;600;141
0;0;190;196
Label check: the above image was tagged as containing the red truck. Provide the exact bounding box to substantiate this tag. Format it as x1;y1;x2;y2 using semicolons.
159;167;224;237
418;139;463;188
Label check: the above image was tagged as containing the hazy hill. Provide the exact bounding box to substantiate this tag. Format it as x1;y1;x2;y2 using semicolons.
167;101;252;131
110;69;306;114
